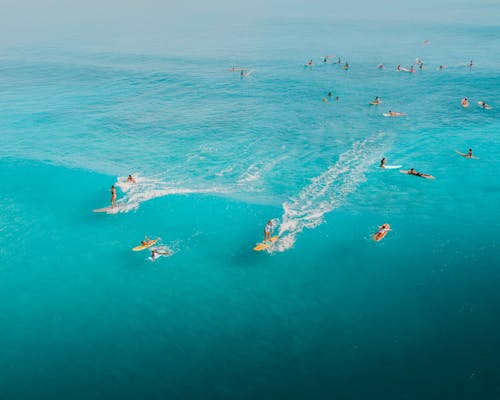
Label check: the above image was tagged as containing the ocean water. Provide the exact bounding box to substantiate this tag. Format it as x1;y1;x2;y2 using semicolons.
0;19;499;399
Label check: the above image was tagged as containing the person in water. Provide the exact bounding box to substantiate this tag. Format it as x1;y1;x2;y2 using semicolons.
127;175;136;184
478;101;490;109
468;60;473;68
343;62;349;70
373;96;381;104
467;148;473;158
377;64;384;69
307;59;313;67
388;110;405;116
110;185;117;207
141;236;152;246
380;157;386;168
396;64;401;71
264;220;273;242
407;168;431;178
151;248;171;261
328;91;332;98
373;224;391;241
461;97;469;107
409;65;415;73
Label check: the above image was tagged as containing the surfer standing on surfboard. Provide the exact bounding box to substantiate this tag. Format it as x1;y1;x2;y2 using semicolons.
264;220;273;242
111;185;117;208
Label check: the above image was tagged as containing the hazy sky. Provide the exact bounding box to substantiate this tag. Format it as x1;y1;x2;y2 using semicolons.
0;0;497;49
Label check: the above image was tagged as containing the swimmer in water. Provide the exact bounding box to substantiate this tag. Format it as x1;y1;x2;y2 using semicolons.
110;185;116;207
307;59;313;67
380;157;386;168
127;175;136;184
396;64;401;71
461;98;469;107
328;91;332;98
410;65;415;73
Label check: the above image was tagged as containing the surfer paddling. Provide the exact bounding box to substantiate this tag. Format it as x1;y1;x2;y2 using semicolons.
403;168;434;179
151;248;171;261
388;111;406;117
373;224;391;241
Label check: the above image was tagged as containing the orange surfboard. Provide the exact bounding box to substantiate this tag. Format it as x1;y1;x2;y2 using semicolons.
373;224;391;242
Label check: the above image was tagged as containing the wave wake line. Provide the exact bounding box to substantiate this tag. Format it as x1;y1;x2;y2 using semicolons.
275;133;388;252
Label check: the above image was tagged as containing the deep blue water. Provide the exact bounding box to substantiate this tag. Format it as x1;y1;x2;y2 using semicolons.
0;18;499;399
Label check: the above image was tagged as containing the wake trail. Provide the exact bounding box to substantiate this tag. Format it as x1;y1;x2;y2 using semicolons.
275;133;389;252
110;174;227;213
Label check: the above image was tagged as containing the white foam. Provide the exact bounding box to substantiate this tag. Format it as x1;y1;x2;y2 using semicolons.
274;134;388;252
112;174;227;213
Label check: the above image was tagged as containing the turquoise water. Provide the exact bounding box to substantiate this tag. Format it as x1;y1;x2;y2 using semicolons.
1;19;499;399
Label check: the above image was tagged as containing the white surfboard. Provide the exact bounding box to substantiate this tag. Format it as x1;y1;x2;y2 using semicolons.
383;165;402;169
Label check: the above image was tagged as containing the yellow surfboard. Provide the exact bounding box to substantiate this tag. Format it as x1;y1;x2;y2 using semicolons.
132;239;159;252
253;236;279;251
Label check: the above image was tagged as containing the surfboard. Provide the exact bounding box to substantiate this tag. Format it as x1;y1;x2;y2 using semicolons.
477;101;492;109
132;239;159;252
383;113;405;117
373;224;391;242
383;165;402;169
455;150;478;159
93;204;126;213
253;236;279;251
93;206;114;213
400;170;435;179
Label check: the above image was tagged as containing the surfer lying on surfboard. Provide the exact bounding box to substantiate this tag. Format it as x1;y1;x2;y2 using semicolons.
401;168;434;179
373;224;391;241
385;111;406;117
150;247;172;261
